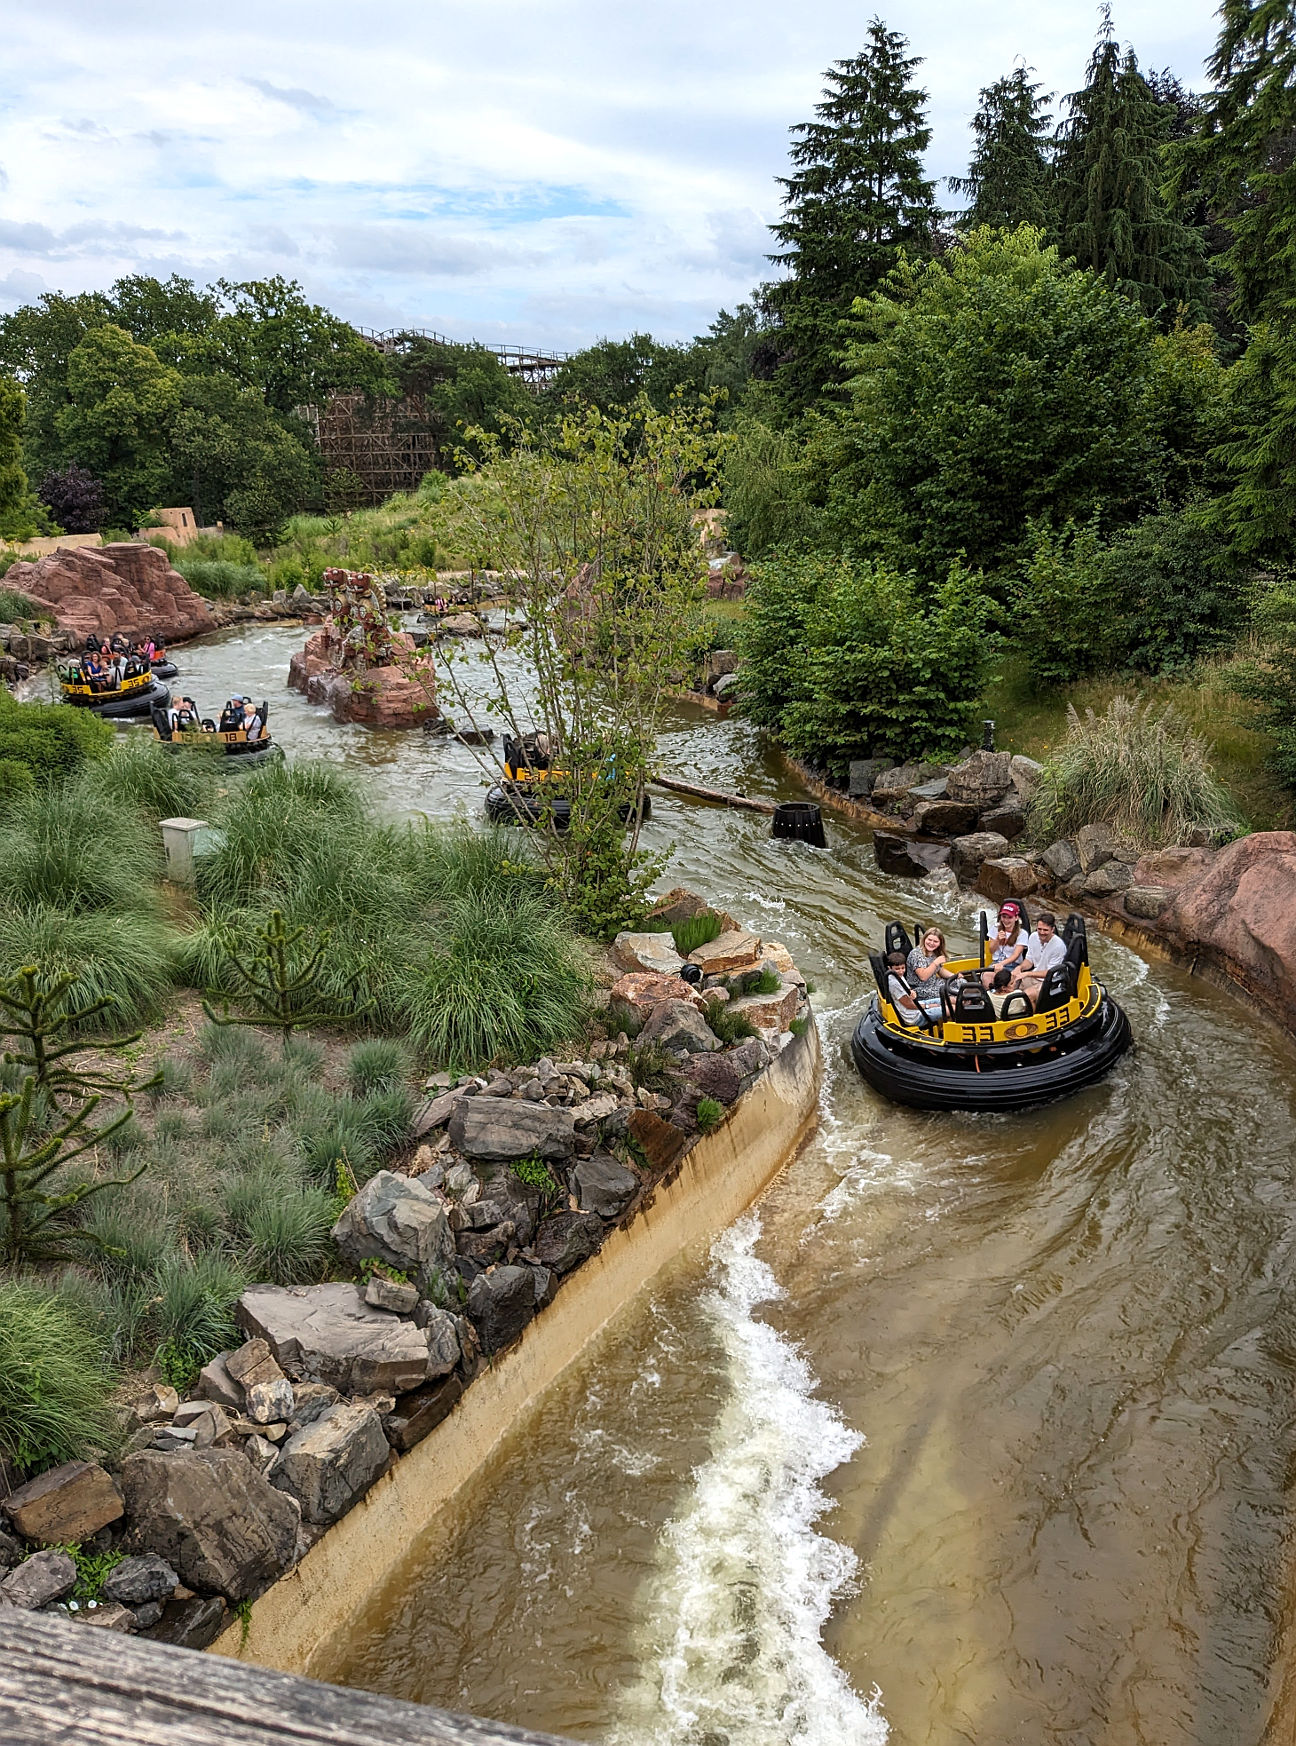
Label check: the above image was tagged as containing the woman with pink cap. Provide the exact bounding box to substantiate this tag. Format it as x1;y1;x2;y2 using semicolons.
981;901;1028;988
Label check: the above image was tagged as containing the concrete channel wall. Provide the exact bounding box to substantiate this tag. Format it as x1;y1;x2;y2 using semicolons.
212;1020;823;1678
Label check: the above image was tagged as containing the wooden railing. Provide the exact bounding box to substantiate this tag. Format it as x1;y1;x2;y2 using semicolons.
0;1611;577;1746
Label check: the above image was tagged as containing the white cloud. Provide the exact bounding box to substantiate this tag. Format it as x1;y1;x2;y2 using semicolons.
1;0;1221;346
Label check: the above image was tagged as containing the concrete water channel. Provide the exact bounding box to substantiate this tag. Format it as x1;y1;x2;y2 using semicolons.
119;622;1296;1744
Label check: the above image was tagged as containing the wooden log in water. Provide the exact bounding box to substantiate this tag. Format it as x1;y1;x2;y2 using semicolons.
650;774;777;815
0;1610;574;1746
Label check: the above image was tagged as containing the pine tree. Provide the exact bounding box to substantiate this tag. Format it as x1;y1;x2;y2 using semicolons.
768;18;937;410
949;68;1055;231
1173;0;1296;325
1055;11;1207;317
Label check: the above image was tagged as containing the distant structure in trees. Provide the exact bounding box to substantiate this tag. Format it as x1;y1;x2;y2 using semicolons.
307;328;568;503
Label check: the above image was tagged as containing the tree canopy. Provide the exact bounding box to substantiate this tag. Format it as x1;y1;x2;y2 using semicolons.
948;68;1055;232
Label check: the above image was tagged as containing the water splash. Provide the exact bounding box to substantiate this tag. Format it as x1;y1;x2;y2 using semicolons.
610;1218;887;1746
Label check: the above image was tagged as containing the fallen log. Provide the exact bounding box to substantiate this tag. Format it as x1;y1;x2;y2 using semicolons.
650;774;777;815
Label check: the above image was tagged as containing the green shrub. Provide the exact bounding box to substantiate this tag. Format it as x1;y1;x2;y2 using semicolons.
671;912;722;956
0;696;114;784
695;1096;724;1134
739;552;996;775
625;1038;674;1093
1029;697;1246;848
1231;582;1296;790
739;966;781;996
0;757;35;808
0;586;48;620
0;1280;119;1475
345;1038;411;1096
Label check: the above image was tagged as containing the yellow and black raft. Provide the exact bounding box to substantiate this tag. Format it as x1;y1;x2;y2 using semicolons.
59;665;170;720
484;734;649;830
852;913;1132;1112
150;701;279;768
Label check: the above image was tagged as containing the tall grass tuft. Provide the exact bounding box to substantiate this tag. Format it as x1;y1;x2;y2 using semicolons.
0;903;176;1029
400;889;591;1069
150;1249;247;1390
1029;697;1247;849
81;737;223;822
0;779;164;914
671;911;722;956
0;1280;120;1474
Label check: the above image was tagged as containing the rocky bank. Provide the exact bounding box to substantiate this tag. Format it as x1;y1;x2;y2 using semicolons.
0;893;810;1649
3;543;214;648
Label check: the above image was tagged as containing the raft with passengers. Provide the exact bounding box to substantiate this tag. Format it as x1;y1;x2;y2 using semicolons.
484;733;650;830
853;900;1132;1112
59;634;175;719
151;694;279;767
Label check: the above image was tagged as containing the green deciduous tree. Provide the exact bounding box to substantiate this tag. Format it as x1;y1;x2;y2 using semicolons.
0;376;52;541
768;18;937;411
949;67;1056;231
825;226;1186;578
208;277;389;414
738;552;996;775
544;333;704;417
1054;13;1206;317
428;400;717;936
170;375;320;540
55;326;181;526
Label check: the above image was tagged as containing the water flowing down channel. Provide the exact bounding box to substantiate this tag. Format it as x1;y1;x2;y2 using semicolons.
124;627;1296;1743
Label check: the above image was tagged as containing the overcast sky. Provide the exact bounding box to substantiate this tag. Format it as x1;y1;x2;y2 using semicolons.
0;0;1220;351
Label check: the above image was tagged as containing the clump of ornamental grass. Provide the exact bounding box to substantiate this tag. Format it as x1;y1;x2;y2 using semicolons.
150;1249;247;1391
1028;697;1246;850
80;736;223;822
0;779;163;914
345;1037;411;1096
0;904;175;1030
0;1279;120;1475
399;889;591;1070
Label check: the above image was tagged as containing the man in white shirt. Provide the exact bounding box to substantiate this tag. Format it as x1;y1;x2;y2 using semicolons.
1013;913;1068;1002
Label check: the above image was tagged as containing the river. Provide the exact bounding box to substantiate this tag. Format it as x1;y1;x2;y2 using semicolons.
143;627;1296;1743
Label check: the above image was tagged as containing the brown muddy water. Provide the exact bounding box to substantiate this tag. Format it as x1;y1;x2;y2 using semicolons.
75;628;1296;1742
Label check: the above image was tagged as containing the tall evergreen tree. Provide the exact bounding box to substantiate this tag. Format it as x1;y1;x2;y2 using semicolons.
949;67;1055;231
1055;11;1206;317
768;18;937;411
1173;0;1296;325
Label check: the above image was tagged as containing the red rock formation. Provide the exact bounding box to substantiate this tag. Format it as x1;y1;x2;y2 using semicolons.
3;543;214;646
1159;833;1296;1023
287;627;438;729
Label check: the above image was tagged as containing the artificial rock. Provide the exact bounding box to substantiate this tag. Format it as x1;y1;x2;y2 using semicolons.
639;999;718;1056
450;1097;578;1162
574;1152;639;1220
466;1266;537;1354
532;1211;604;1275
3;543;214;646
331;1170;456;1290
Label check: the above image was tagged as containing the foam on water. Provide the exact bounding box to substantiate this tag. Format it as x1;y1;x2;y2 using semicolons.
609;1217;887;1746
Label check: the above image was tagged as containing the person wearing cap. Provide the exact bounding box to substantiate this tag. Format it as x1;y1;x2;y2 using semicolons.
981;903;1028;988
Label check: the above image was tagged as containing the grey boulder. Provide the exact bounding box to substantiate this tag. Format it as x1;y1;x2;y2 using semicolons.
945;750;1012;806
639;998;718;1056
574;1152;639;1220
412;1301;461;1380
450;1098;577;1162
273;1402;389;1526
1076;821;1120;872
331;1170;455;1291
0;1549;76;1610
466;1266;536;1354
238;1283;436;1395
102;1553;178;1608
1041;839;1080;881
1125;883;1172;919
873;832;952;878
950;831;1010;879
533;1212;603;1275
1084;861;1133;896
848;758;894;798
120;1449;300;1603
